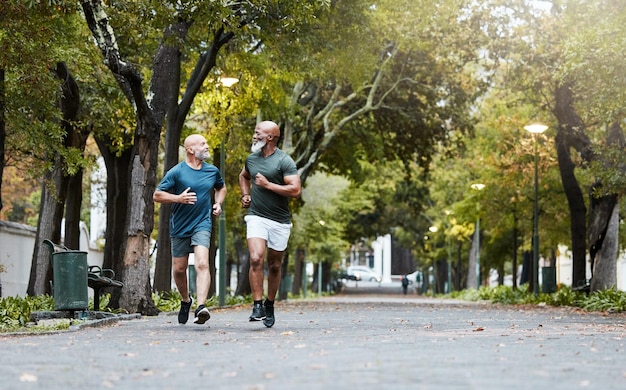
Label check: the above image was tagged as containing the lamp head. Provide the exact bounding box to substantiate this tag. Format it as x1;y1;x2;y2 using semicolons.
220;77;239;88
524;123;548;133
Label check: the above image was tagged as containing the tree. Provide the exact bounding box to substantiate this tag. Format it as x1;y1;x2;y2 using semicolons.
78;0;331;312
1;2;100;295
524;1;626;290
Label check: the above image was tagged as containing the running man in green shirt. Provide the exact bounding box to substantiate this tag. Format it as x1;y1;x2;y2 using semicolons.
239;121;301;327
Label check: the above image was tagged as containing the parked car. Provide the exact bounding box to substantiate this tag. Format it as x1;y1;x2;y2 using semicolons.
345;266;382;282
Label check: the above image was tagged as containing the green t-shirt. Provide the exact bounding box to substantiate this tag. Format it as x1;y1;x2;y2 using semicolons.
244;148;298;224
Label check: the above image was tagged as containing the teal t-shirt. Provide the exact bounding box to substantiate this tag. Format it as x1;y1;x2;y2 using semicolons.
157;161;224;237
245;149;298;224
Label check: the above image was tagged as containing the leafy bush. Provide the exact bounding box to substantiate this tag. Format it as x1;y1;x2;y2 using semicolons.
581;288;626;312
152;290;251;312
0;295;54;332
449;284;624;312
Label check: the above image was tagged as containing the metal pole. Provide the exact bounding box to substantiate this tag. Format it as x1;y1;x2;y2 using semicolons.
302;260;307;298
318;261;322;296
475;217;480;289
444;211;452;294
218;141;226;306
532;136;539;296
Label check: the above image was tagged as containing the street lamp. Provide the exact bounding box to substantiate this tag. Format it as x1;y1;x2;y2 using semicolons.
429;226;438;296
444;209;452;294
218;76;238;306
318;220;325;296
524;123;548;296
471;183;485;289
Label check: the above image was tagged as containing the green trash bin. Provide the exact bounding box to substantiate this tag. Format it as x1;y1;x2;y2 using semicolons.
541;266;557;294
51;250;89;311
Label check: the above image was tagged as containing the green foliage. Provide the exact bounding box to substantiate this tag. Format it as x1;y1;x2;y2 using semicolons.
449;285;625;313
0;295;55;331
291;173;351;268
151;291;252;313
581;289;626;312
0;291;252;333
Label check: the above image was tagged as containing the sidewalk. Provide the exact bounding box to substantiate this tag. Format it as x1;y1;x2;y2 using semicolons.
1;292;625;390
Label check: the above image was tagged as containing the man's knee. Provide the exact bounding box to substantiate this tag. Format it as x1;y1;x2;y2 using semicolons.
172;258;188;274
249;255;265;269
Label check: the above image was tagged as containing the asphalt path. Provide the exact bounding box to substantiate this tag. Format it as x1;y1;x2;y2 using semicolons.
1;283;625;390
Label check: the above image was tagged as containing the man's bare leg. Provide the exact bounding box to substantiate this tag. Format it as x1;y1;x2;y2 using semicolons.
248;237;267;320
173;255;192;324
192;245;211;324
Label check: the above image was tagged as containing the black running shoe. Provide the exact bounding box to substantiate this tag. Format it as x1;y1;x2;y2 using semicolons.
193;304;210;324
249;302;266;321
263;304;275;328
178;298;192;324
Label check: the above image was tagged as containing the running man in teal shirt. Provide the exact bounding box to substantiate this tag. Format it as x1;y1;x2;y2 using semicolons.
239;121;301;327
154;134;226;325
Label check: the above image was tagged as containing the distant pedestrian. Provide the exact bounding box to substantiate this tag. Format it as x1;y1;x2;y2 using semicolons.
153;134;227;325
401;274;409;295
239;120;301;327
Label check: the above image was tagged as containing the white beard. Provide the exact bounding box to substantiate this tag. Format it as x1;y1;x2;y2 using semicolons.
195;150;210;160
251;140;266;153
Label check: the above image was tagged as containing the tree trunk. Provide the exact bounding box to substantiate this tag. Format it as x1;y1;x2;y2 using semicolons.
467;228;478;289
293;248;305;295
236;257;251;296
590;202;619;291
118;152;159;315
54;61;85;250
512;212;518;289
153;25;234;292
95;134;132;301
588;121;624;291
0;69;5;212
63;171;83;250
455;240;463;291
28;62;82;295
27;164;65;296
552;84;593;287
152;27;184;293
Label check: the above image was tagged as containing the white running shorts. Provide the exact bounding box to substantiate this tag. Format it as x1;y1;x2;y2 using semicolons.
244;215;293;251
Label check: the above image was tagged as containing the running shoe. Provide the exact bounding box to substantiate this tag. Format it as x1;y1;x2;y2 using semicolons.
193;304;211;324
178;297;193;324
249;302;266;321
263;304;275;328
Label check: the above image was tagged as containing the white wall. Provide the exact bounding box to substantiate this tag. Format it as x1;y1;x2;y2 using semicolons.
0;221;36;297
0;220;103;298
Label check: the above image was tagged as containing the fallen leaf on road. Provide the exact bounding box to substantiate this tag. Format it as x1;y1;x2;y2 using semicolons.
474;327;485;332
19;373;37;382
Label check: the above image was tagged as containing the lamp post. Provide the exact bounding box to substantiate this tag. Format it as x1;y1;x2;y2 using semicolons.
524;123;548;296
318;220;325;296
429;225;438;296
218;76;238;306
444;210;452;294
471;183;485;289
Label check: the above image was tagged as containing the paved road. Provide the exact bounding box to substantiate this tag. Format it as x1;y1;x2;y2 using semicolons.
1;286;625;390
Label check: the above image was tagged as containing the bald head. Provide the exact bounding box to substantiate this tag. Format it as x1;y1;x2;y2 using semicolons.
184;134;210;161
250;121;281;154
184;134;205;148
257;121;280;138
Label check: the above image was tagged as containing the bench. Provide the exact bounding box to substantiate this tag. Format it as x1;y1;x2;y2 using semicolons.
43;239;123;311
